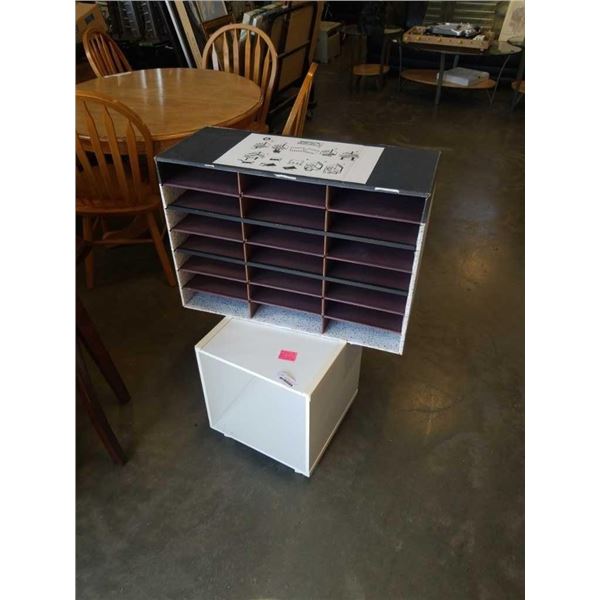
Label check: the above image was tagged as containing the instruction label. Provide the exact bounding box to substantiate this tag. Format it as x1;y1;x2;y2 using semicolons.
214;133;384;184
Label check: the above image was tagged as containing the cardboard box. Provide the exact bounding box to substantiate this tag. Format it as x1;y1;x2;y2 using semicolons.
76;2;107;43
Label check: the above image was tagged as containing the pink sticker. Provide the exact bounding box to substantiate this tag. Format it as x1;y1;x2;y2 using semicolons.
278;350;297;362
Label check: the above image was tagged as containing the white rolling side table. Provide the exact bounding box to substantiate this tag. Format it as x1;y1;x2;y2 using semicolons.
195;317;362;476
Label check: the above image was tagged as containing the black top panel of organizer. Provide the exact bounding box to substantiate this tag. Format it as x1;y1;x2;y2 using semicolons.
156;127;441;198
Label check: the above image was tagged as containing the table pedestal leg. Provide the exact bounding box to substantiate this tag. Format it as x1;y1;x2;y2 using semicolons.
512;47;525;109
490;54;512;105
435;54;445;105
397;43;403;91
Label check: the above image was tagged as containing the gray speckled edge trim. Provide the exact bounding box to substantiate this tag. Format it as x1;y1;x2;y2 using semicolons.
186;292;249;319
251;305;323;335
324;320;400;353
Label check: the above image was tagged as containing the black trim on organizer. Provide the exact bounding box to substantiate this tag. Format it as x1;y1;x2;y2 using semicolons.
168;189;240;216
156;127;441;200
246;259;323;280
326;231;417;252
324;275;409;297
175;250;246;269
168;204;242;224
242;216;325;237
161;169;239;197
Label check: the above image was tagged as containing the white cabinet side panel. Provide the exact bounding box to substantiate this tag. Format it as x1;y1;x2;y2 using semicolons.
308;344;362;472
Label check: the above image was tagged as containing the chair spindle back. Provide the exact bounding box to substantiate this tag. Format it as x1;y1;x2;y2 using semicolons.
76;90;156;209
201;24;278;126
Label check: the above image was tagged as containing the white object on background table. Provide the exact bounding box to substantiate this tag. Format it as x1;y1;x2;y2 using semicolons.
437;67;490;87
214;133;384;184
195;317;362;476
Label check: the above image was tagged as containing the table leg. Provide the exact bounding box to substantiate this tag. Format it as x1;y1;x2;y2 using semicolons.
490;54;512;105
511;91;523;110
512;48;525;108
453;55;460;68
397;43;403;91
435;54;445;105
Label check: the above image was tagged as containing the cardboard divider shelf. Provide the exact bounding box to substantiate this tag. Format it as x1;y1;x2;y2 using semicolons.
172;215;243;242
325;301;404;332
184;274;248;300
245;224;324;256
326;260;411;294
161;165;239;196
329;188;425;223
249;268;323;297
180;256;247;282
249;246;323;276
328;213;419;248
250;286;322;315
168;189;240;218
325;282;407;315
176;235;245;261
245;199;325;231
242;175;326;208
327;238;414;272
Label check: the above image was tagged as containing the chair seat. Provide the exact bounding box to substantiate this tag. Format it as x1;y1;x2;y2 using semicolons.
76;193;161;216
353;64;390;77
512;80;525;94
76;164;161;215
247;121;270;134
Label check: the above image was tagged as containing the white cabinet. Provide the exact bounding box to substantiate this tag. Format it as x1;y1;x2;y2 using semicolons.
195;318;362;476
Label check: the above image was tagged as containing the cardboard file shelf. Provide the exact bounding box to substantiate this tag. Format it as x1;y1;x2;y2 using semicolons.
157;127;440;354
195;317;362;476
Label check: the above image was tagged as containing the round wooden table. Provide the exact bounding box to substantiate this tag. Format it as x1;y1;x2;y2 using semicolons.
76;68;263;150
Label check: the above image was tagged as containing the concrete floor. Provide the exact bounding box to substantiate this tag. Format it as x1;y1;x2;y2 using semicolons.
77;57;524;599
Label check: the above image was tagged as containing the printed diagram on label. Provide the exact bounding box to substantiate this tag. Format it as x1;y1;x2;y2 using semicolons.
282;159;304;171
324;163;343;175
240;151;264;164
215;133;384;184
304;160;323;172
320;148;337;157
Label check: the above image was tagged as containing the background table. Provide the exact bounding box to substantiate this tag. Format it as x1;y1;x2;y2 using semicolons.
399;41;522;105
76;68;263;151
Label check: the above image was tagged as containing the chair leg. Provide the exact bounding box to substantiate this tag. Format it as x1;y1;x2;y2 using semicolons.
146;212;176;286
76;296;130;405
76;340;127;465
82;217;95;289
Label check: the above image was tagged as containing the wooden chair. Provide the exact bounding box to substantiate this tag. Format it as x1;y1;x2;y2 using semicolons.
351;29;401;91
76;90;176;288
282;63;318;137
201;24;278;131
83;27;132;78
